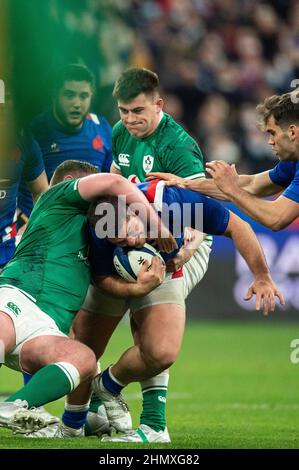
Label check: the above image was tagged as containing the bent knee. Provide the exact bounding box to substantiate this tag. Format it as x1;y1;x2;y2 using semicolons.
70;343;97;379
141;347;178;372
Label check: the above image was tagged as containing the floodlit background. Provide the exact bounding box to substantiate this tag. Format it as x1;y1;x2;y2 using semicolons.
1;0;299;448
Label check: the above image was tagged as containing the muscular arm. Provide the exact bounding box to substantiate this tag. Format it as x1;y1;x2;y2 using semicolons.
95;275;144;298
224;211;269;277
227;191;299;231
184;170;282;199
205;161;296;230
237;171;283;197
17;171;49;235
149;169;283;200
95;256;165;298
27;171;49;203
224;211;284;313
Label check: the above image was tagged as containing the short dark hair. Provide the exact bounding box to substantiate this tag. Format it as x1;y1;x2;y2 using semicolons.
54;64;95;94
88;196;127;235
256;91;299;130
51;160;98;185
112;67;160;102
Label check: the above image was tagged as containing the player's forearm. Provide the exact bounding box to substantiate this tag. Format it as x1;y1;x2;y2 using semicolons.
238;174;279;197
79;173;162;233
95;275;143;298
226;212;270;278
228;188;281;230
184;178;230;200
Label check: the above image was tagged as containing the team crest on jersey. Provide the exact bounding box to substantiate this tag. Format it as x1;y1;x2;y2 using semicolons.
51;143;59;152
143;155;154;174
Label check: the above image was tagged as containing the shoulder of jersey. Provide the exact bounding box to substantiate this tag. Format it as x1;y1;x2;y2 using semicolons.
85;113;101;125
112;120;127;138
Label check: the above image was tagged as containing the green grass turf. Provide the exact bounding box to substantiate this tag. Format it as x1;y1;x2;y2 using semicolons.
1;321;299;449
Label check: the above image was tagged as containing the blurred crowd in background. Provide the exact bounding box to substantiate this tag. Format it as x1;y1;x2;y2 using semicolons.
9;0;299;172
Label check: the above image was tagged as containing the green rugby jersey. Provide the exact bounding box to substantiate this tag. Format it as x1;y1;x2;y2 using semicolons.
112;113;205;181
112;112;212;246
0;179;90;334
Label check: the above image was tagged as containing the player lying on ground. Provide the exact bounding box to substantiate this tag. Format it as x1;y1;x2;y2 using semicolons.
0;161;175;436
25;179;284;439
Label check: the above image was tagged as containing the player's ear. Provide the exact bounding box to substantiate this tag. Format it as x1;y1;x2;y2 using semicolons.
156;98;164;111
63;174;74;181
288;124;298;141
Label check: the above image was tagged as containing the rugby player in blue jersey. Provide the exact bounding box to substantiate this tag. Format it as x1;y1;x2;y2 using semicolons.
27;178;284;440
18;64;112;218
0;91;48;270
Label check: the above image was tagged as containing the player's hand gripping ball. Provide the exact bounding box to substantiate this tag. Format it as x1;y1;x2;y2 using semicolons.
113;243;165;282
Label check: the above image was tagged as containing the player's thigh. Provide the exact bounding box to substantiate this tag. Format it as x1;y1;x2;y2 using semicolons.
73;308;123;358
183;241;212;297
0;311;16;353
0;285;65;371
132;303;185;365
75;284;128;357
130;276;185;349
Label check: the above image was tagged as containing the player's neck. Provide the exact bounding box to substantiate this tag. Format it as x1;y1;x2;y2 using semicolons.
143;111;164;139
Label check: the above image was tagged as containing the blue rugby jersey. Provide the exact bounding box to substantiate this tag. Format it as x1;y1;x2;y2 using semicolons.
89;180;229;277
0;134;44;267
269;161;299;203
18;111;113;216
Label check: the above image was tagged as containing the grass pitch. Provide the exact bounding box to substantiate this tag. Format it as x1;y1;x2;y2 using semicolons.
0;321;299;449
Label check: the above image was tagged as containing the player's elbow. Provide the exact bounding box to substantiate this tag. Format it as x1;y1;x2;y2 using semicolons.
269;218;288;231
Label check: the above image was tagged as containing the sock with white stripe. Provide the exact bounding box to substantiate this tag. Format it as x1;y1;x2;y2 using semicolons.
5;362;80;408
62;402;89;429
140;370;169;432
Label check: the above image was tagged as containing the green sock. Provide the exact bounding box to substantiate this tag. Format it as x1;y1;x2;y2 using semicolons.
140;371;169;432
5;363;79;408
89;393;103;413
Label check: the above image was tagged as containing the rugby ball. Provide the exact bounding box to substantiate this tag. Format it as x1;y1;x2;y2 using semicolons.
113;243;165;283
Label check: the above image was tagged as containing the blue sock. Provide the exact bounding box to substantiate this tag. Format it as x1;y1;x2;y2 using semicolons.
102;367;124;395
62;403;89;429
23;372;32;385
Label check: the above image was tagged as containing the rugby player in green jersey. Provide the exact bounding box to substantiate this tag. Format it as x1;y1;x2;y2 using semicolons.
75;68;213;442
0;160;173;436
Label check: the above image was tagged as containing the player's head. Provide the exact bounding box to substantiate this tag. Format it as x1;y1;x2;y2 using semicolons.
50;160;98;186
113;67;163;138
88;195;147;247
256;91;299;161
53;64;94;130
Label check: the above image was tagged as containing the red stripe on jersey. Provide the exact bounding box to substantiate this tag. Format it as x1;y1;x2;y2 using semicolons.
10;223;17;239
145;179;159;203
171;267;183;279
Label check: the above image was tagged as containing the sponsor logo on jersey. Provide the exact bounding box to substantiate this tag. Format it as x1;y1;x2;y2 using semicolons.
6;302;21;316
143;155;154;173
118;153;130;167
